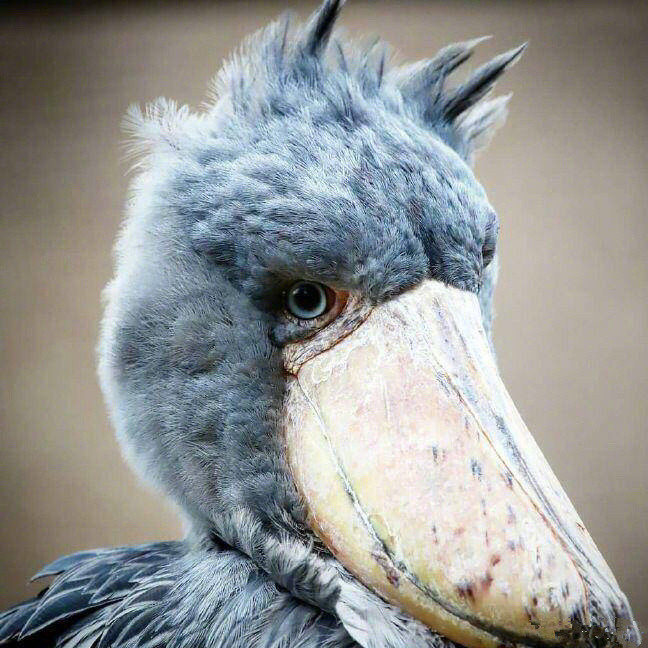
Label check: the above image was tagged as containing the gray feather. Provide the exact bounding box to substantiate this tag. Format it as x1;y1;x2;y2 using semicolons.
441;43;527;121
303;0;344;56
0;543;359;648
393;36;490;104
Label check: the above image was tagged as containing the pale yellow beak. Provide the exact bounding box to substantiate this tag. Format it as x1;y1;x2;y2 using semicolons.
283;280;638;648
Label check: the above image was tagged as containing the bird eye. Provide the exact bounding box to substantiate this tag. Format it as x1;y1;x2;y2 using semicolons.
285;281;330;320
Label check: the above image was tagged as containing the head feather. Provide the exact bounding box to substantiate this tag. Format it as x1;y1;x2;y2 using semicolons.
456;93;513;162
302;0;345;56
392;36;491;105
129;1;525;167
441;43;527;122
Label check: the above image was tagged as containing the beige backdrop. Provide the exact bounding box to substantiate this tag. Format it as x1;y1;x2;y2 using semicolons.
1;0;646;634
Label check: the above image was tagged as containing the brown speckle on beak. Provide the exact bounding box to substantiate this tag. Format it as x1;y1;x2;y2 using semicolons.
283;279;640;648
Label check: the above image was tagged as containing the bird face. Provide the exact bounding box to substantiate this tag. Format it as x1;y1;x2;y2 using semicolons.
99;2;640;647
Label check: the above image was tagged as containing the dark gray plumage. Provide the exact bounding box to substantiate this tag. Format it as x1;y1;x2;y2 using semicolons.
5;2;633;648
0;543;356;648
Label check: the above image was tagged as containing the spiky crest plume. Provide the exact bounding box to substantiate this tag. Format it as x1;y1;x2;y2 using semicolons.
202;0;525;164
124;0;524;168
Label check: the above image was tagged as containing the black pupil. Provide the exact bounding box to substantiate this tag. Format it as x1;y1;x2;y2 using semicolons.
293;283;322;313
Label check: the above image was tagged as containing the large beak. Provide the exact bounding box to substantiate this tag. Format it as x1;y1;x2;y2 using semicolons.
283;280;639;648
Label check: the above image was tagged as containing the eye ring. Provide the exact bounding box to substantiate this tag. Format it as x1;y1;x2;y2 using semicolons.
285;281;330;320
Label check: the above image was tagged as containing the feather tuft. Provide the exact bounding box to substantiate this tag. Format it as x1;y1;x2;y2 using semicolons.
457;93;512;161
393;35;490;103
442;42;527;122
303;0;345;56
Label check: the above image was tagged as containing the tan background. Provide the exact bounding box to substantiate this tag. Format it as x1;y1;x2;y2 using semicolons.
1;0;646;633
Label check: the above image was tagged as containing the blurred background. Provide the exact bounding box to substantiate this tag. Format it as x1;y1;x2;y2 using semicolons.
1;0;646;633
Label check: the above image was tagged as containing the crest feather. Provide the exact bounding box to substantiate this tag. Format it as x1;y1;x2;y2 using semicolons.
121;99;202;171
441;43;527;121
393;36;490;104
303;0;345;55
131;2;526;168
457;93;512;161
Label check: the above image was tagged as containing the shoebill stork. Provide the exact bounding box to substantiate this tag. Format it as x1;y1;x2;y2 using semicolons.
0;2;640;647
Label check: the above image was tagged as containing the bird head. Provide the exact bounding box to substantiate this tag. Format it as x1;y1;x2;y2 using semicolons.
98;2;640;647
